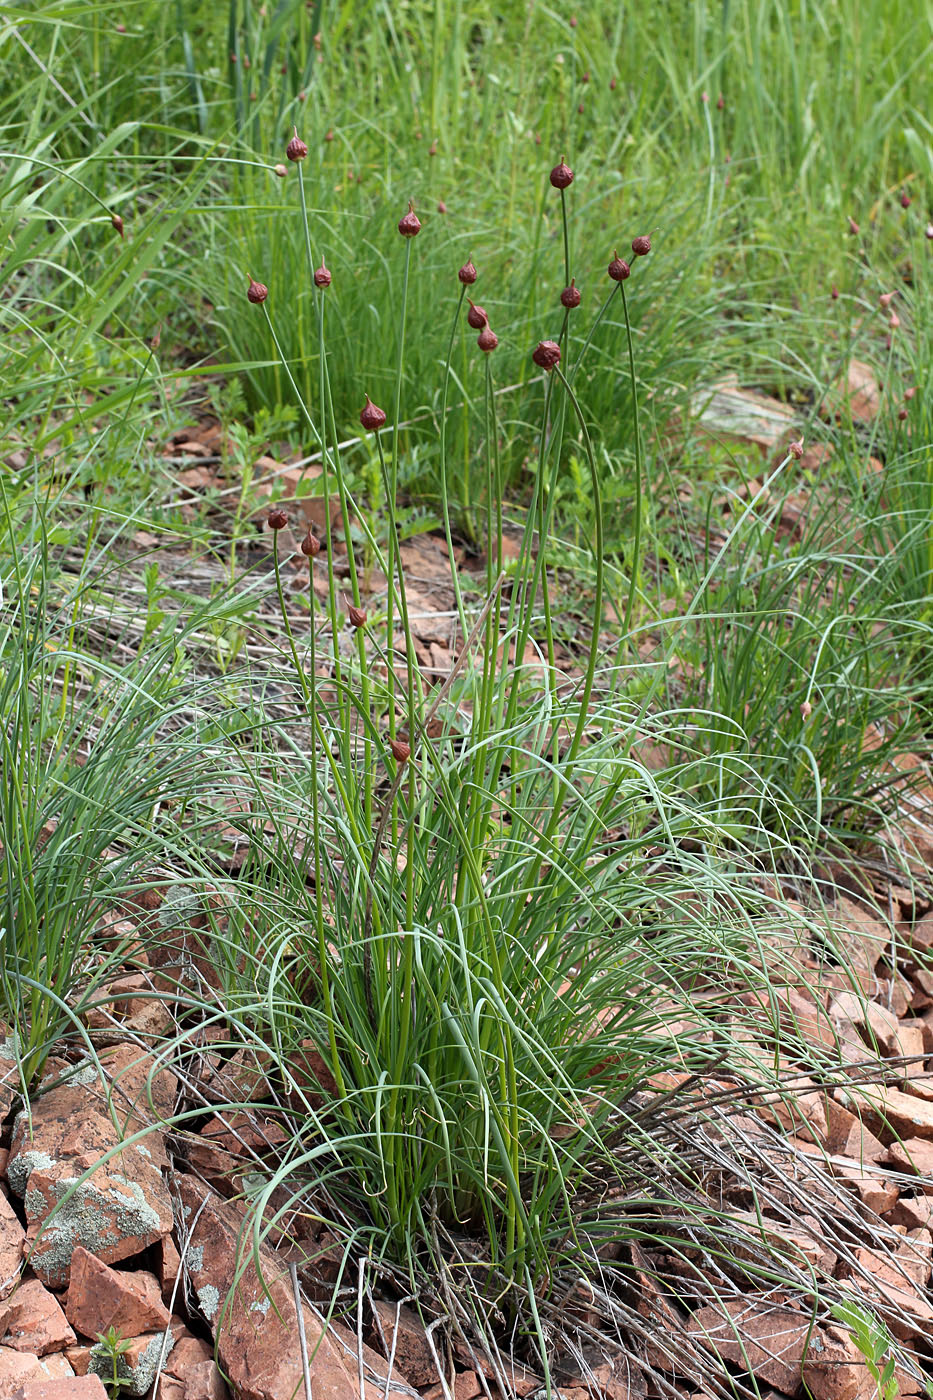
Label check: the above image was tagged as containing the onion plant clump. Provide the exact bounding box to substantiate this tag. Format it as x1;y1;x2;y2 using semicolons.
213;136;821;1323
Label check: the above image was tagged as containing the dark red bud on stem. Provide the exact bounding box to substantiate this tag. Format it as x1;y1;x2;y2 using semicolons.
631;235;651;256
549;157;574;189
111;213;124;238
314;260;332;287
267;508;288;530
608;252;630;281
300;530;322;557
398;200;421;236
389;738;411;764
467;299;488;329
560;279;581;308
247;276;269;304
286;126;308;161
477;326;498;352
360;395;386;431
532;340;561;370
458;258;477;284
347;604;367;628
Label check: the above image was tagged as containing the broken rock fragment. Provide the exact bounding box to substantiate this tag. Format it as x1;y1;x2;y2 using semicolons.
6;1052;174;1288
65;1248;170;1340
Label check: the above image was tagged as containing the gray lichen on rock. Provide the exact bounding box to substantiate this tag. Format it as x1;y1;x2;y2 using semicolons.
196;1284;220;1322
7;1145;55;1197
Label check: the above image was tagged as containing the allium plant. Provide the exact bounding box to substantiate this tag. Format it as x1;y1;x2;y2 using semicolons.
234;141;734;1327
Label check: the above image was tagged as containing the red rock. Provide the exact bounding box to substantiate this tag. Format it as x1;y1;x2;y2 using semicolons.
0;1349;46;1398
7;1047;175;1287
835;1085;933;1143
884;1138;933;1179
686;1298;812;1390
65;1248;169;1339
62;1348;90;1377
738;986;838;1053
371;1302;436;1387
159;1236;181;1307
0;1195;24;1301
0;1280;75;1355
177;1178;410;1400
887;1196;933;1234
20;1152;173;1288
184;1361;228;1400
825;360;881;423
833;1160;899;1214
824;1100;886;1163
802;1324;893;1400
163;1336;214;1379
10;1379;107;1400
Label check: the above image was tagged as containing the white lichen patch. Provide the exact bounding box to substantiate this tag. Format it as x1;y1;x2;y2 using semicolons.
7;1148;55;1198
134;1144;152;1159
249;1297;270;1317
0;1031;20;1063
197;1284;220;1322
186;1244;204;1272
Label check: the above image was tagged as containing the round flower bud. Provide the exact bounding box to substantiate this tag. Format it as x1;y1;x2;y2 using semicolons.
560;279;581;308
111;213;125;239
247;277;269;304
267;508;288;530
467;300;488;329
300;530;322;557
901;191;911;208
549;157;574;189
879;291;895;308
905;387;917;401
848;217;860;235
398;200;421;237
437;200;448;214
360;395;386;432
788;440;804;459
347;604;367;628
800;700;812;719
274;163;288;178
477;326;498;352
889;311;901;329
286;126;308;161
532;340;561;371
831;285;840;299
898;407;909;420
314;261;332;287
389;738;411;764
608;252;630;281
458;258;478;285
631;235;651;257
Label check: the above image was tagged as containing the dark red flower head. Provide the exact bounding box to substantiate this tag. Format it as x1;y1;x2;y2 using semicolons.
360;395;386;432
111;213;124;239
267;508;288;530
398;200;421;237
549;157;574;190
467;300;488;329
286;126;308;161
532;341;561;371
347;604;367;628
848;216;860;235
561;279;581;309
437;200;448;214
314;261;332;288
631;235;651;257
300;530;322;557
608;252;630;281
901;191;912;209
247;277;269;304
389;738;411;763
458;258;478;285
477;326;498;353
